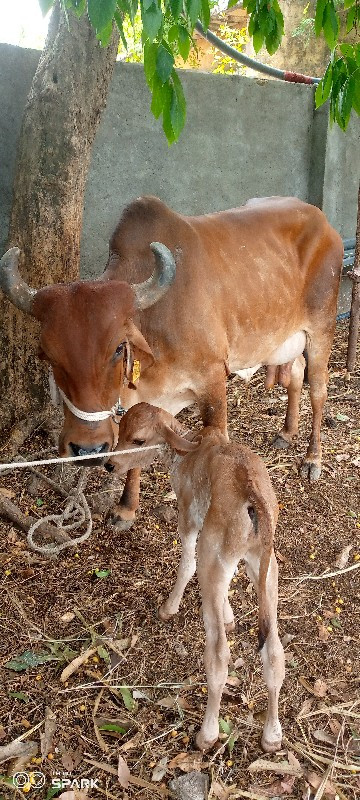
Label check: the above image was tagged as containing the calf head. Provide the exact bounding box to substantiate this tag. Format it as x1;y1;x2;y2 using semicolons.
108;403;200;474
0;245;175;459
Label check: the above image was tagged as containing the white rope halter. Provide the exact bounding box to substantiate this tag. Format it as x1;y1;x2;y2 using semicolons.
49;368;124;422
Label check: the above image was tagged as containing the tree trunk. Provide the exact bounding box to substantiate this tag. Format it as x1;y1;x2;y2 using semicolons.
0;2;119;434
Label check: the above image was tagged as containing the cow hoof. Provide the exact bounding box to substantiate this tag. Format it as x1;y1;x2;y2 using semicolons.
108;514;134;531
261;735;282;753
272;434;290;450
300;461;321;482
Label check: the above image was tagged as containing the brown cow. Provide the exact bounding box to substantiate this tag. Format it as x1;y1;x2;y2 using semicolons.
108;401;285;753
0;196;343;527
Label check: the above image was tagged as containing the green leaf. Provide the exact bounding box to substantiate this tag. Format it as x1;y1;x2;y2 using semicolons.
120;686;136;711
178;25;191;61
35;497;44;506
353;78;360;115
200;0;210;30
315;62;333;107
8;691;30;702
144;40;158;87
97;645;110;663
336;413;349;422
98;722;127;733
68;0;86;16
228;0;239;8
186;0;201;27
314;0;326;36
323;2;339;50
97;19;114;45
168;24;179;43
253;25;265;53
170;0;183;21
219;717;232;735
151;73;171;117
340;43;354;59
346;5;356;33
38;0;54;15
344;0;355;8
170;70;186;139
162;87;176;144
330;616;342;628
94;568;111;578
339;75;355;128
114;10;128;48
4;649;58;672
156;43;174;84
141;1;162;42
88;0;117;34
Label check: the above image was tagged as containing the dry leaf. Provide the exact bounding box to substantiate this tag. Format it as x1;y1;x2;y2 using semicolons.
287;751;302;773
306;770;337;797
318;623;330;642
58;793;88;800
328;718;342;736
152;756;168;782
168;751;204;772
210;781;233;799
250;776;296;796
226;675;240;687
156;695;191;710
234;657;244;669
0;486;15;498
120;732;142;752
41;707;57;759
248;758;303;777
281;633;295;647
313;679;328;698
312;729;337;745
335;544;353;569
118;754;130;788
61;611;75;623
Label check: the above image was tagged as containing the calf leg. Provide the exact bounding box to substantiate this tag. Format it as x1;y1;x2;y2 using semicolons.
272;355;305;450
109;468;141;530
159;515;198;621
196;535;236;751
244;548;284;753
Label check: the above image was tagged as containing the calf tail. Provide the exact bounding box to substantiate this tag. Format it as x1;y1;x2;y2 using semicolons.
247;491;276;652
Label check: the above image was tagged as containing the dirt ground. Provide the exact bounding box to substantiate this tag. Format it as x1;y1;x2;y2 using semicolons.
0;320;359;800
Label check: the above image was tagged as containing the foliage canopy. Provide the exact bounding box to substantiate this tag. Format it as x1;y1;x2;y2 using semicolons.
39;0;360;140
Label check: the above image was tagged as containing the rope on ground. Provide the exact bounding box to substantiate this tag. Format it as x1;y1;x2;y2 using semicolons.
0;443;161;473
26;467;92;557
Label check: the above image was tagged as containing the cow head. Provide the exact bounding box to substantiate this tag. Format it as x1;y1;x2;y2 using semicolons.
0;244;175;461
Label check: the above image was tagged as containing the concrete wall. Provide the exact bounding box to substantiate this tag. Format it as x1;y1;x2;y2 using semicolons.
0;44;359;283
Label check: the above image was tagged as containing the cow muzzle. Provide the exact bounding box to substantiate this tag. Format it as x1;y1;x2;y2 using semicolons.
69;441;110;466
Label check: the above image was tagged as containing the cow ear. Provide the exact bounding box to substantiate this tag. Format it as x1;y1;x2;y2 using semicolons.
162;425;201;455
126;320;154;375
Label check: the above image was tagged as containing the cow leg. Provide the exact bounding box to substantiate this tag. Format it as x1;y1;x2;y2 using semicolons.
109;467;141;530
195;531;236;751
272;355;305;449
244;548;284;753
300;335;332;482
197;372;228;435
158;513;198;621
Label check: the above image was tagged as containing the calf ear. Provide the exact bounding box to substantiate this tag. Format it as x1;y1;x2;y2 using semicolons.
162;425;201;455
126;319;155;374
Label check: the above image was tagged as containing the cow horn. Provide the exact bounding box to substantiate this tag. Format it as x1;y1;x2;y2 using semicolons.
132;242;176;310
0;247;36;314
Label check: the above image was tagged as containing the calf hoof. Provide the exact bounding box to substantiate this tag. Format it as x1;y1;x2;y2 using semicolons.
261;734;282;753
300;461;321;482
158;604;173;622
195;731;218;752
108;506;136;531
272;434;291;450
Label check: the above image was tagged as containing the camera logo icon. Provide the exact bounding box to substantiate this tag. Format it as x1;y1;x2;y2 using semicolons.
13;771;46;789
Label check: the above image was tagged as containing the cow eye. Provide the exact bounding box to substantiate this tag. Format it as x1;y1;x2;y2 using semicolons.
115;342;125;357
133;439;145;446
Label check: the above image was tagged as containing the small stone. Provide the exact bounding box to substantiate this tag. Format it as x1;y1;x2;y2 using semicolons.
169;771;209;800
153;504;177;523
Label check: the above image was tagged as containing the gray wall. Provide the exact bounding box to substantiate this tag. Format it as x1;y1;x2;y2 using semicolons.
0;44;359;281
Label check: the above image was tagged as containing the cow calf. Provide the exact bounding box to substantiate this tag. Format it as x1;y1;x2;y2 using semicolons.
109;403;285;753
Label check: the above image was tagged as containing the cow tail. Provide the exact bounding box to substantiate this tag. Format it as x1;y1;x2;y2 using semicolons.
247;491;275;652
